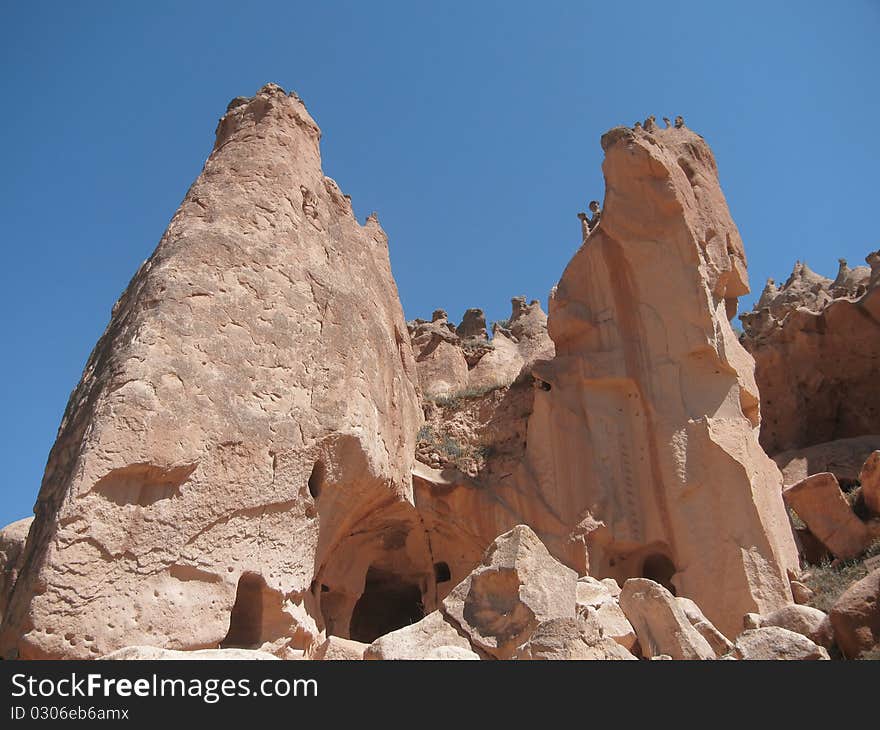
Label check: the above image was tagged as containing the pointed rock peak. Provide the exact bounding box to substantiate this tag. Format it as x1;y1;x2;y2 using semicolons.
214;81;321;151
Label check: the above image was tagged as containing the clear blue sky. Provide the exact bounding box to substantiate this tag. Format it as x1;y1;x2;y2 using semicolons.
1;1;878;526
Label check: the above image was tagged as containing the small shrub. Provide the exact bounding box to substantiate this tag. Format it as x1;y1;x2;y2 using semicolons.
417;424;434;442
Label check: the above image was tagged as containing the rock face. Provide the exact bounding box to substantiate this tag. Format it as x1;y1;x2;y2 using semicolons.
618;579;716;660
0;84;426;659
740;253;880;455
0;518;32;625
829;568;880;659
522;123;798;636
782;472;874;560
441;525;577;660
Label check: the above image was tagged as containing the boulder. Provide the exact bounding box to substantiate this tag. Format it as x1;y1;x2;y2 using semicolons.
441;525;577;659
363;611;474;661
575;577;637;651
756;604;834;650
828;568;880;659
0;517;32;625
783;473;872;559
859;451;880;515
676;596;734;657
311;636;367;660
102;646;279;660
618;579;715;660
731;627;830;660
513;617;635;660
423;646;480;660
790;580;815;605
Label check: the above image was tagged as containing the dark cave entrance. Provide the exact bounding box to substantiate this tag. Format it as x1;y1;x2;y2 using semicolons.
641;553;677;596
348;566;425;643
220;573;265;649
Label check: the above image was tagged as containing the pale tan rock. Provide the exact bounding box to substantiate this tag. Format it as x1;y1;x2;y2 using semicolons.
783;472;872;560
0;83;425;660
675;596;734;657
757;604;834;651
732;627;830;660
583;603;637;652
363;611;474;661
423;645;481;660
0;518;32;625
741;253;880;455
618;579;715;660
790;581;815;605
576;576;616;608
859;451;880;515
513;616;635;660
441;525;577;659
743;613;762;630
520;124;798;637
310;635;367;660
829;568;880;659
101;646;279;660
773;435;880;486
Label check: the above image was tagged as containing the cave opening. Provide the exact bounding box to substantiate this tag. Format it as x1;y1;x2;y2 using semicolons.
641;553;677;596
308;461;325;499
434;561;451;584
348;566;425;643
220;573;264;649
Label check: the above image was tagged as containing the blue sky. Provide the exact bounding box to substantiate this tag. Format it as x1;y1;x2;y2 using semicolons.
1;1;878;526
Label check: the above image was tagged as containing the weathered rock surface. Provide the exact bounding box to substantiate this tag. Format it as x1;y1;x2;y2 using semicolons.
753;604;834;651
441;525;577;660
310;635;367;660
741;253;880;455
0;518;32;625
782;473;873;560
575;577;637;651
829;568;880;659
101;646;280;660
675;596;734;657
773;435;880;486
363;610;474;660
731;626;829;660
521;123;798;637
0;83;427;659
408;297;554;401
618;579;715;660
513;616;635;660
859;451;880;515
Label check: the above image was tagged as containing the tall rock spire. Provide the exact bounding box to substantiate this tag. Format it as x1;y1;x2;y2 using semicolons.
0;84;423;658
526;123;799;637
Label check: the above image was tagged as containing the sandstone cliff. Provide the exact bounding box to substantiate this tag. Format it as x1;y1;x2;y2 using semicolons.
740;252;880;455
0;84;426;658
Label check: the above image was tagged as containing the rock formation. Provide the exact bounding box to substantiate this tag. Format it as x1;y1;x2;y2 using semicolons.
0;518;32;626
407;296;554;400
0;83;426;659
740;252;880;455
2;87;835;659
519;123;798;636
